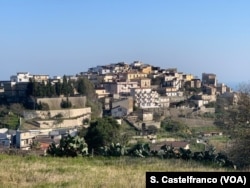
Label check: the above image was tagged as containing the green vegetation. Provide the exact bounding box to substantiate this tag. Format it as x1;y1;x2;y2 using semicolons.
0;104;22;129
161;118;186;132
215;82;250;168
0;112;19;129
160;118;192;139
204;101;216;108
60;97;72;108
208;136;230;152
0;154;237;188
26;75;75;98
47;135;88;157
84;116;122;153
86;99;102;120
1;74;250;180
189;142;206;152
191;125;220;133
36;101;50;110
25;76;102;117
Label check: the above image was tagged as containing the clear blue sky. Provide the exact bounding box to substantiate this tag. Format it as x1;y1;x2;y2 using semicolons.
1;0;250;88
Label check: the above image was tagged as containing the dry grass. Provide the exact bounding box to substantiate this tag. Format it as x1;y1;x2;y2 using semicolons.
0;154;234;188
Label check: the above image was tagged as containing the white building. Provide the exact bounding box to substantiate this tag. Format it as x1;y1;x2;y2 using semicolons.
131;88;160;109
10;72;32;83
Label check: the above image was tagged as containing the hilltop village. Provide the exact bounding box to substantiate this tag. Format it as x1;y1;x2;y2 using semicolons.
0;61;236;151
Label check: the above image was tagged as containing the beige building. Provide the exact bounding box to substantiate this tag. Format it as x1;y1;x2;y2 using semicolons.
119;71;148;81
33;74;49;83
99;73;115;83
95;87;110;98
131;78;151;88
185;78;202;88
140;65;152;74
182;74;194;81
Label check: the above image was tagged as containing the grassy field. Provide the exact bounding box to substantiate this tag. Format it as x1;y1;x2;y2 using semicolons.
0;111;239;188
0;154;237;188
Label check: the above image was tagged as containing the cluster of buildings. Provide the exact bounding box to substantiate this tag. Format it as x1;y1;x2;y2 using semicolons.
0;60;237;150
85;61;235;115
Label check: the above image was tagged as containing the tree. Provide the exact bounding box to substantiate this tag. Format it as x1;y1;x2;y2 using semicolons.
37;101;50;110
147;125;158;134
46;81;56;97
61;75;70;96
61;97;72;108
84;116;121;154
26;78;35;97
55;81;62;96
75;77;101;119
76;77;96;98
161;118;188;133
215;82;250;169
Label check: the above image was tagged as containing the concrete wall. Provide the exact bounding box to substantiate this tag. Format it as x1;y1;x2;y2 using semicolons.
36;116;87;128
37;96;86;110
23;108;91;120
199;107;215;113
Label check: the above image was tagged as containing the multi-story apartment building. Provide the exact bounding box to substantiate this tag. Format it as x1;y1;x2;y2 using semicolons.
99;73;116;83
102;81;139;95
131;78;151;88
131;88;160;109
216;83;232;94
202;73;217;87
118;71;148;82
88;65;111;75
163;77;183;90
10;72;32;83
182;73;194;81
95;87;110;99
140;64;152;74
33;74;49;84
110;62;130;73
162;70;184;90
185;78;202;88
159;96;170;108
130;61;143;68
